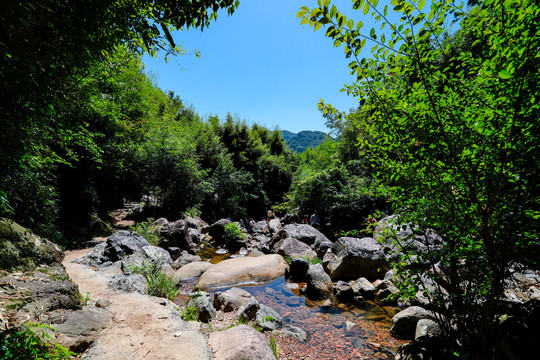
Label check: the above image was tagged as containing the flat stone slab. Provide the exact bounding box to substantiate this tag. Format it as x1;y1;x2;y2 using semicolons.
197;255;287;290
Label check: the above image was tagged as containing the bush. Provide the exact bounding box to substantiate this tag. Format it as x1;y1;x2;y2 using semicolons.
222;223;245;247
128;259;178;300
129;218;160;246
0;323;75;359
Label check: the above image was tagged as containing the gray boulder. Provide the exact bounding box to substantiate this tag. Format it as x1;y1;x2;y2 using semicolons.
174;261;213;283
267;218;282;235
108;274;148;294
350;277;376;299
158;219;197;254
73;242;107;268
214;288;255;312
415;319;441;339
271;224;331;251
334;280;354;302
286;257;310;282
173;251;202;269
51;307;112;352
189;292;216;323
275;237;317;259
305;264;333;300
202;219;230;240
282;324;308;342
103;231;151;262
237;298;260;322
391;306;437;339
255;304;282;330
326;237;388;281
121;245;173;274
208;324;276;360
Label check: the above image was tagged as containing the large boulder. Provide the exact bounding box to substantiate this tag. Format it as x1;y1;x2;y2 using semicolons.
0;218;64;270
103;231;151;262
188;292;216;323
286;258;310;282
275;237;317;259
173;251;202;269
121;245;173;274
202;219;231;242
214;288;255;312
197;255;287;290
156;219;197;254
51;307;112;352
174;261;213;282
267;218;282;236
271;224;332;251
208;324;276;360
350;277;376;299
326;237;388;281
305;264;333;300
108;274;148;294
391;306;437;339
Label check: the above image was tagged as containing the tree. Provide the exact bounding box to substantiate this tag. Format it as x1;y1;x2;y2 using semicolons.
300;0;540;358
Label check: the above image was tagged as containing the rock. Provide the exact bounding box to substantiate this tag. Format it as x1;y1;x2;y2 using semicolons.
350;277;376;299
197;255;287;290
188;228;202;244
158;219;197;254
173;251;202;269
174;261;213;282
95;299;112;309
248;249;265;257
377;279;400;303
286;257;310;282
395;335;446;360
73;242;107;268
282;324;308;342
256;304;282;330
108;274;148;294
52;307;112;352
391;306;437;339
103;231;151;262
203;219;230;240
415;319;441;339
326;237;388;281
188;292;216;323
334;280;354;302
121;245;173;274
0;219;64;270
237;298;260;322
251;220;268;234
267;218;282;235
275;237;318;259
305;264;333;300
208;324;276;360
271;224;331;251
214;288;255;312
343;321;367;338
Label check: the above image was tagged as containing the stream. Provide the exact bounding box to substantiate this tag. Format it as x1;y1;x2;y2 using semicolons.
178;247;407;359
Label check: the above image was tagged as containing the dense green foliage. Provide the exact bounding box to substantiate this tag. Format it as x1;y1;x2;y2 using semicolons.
280;130;333;153
301;0;539;358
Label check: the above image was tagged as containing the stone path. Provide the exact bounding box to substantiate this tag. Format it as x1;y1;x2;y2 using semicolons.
63;247;212;360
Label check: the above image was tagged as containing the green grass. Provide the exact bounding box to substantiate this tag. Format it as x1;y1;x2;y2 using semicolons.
127;259;178;300
269;334;278;358
283;255;321;265
129;218;161;246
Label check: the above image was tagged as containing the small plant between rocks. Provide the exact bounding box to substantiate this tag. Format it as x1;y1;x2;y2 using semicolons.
129;218;160;246
0;323;75;359
128;258;178;300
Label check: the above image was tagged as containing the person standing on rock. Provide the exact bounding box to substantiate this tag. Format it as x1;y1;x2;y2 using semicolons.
310;210;320;229
266;209;274;223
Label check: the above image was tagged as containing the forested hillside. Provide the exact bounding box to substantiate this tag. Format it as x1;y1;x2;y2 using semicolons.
279;130;333;153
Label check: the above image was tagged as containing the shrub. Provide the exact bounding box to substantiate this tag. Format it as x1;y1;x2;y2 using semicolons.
129;218;160;246
0;323;75;359
128;258;178;300
222;223;245;247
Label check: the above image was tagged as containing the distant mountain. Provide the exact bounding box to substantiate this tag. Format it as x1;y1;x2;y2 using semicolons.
279;130;333;153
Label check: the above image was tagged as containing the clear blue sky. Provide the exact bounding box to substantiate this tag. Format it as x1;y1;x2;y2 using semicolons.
142;0;363;133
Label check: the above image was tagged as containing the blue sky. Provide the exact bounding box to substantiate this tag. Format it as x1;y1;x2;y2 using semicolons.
142;0;364;133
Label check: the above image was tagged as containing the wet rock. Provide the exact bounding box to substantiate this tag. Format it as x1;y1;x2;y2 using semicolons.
306;263;333;300
197;255;287;290
350;277;376;299
326;237;388;281
51;307;112;352
344;321;367;338
391;306;437;339
282;324;308;342
275;237;318;259
174;261;213;283
108;274;148;294
285;297;302;307
214;288;255;312
208;324;275;360
237;298;260;322
334;280;354;302
256;304;282;330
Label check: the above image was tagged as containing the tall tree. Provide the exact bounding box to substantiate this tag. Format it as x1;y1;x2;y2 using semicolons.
300;0;539;358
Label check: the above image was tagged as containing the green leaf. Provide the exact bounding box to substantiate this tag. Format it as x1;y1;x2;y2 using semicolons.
297;10;307;17
498;70;513;79
418;0;426;11
330;5;337;18
363;2;370;15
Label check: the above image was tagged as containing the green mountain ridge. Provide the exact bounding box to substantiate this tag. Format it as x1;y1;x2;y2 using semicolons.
279;130;333;153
